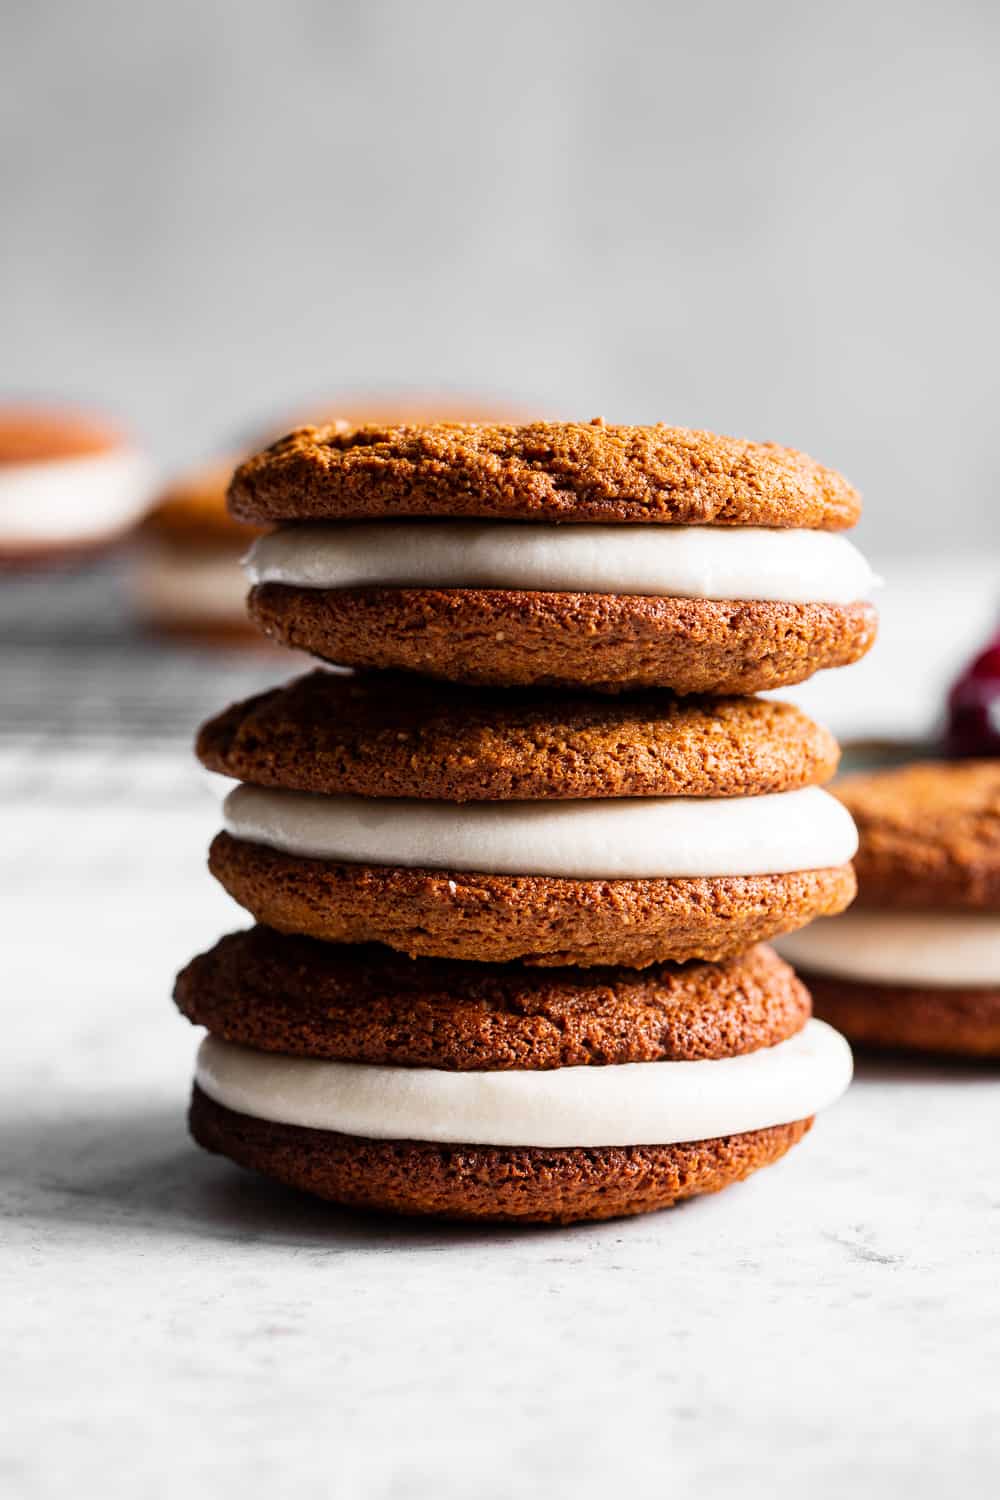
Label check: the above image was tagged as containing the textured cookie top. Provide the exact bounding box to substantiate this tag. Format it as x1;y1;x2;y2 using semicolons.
228;419;861;529
0;404;124;464
197;668;839;801
837;760;1000;910
144;457;263;544
175;928;810;1068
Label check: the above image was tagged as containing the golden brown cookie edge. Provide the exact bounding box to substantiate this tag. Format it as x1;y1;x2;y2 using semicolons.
806;971;1000;1059
195;669;841;800
189;1087;814;1224
836;761;1000;912
248;585;878;696
175;929;811;1066
229;420;861;530
207;833;857;967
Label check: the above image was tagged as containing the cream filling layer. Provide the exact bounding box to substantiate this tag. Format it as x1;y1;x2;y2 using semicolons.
135;545;249;623
222;783;858;879
246;522;877;605
194;1020;852;1147
777;910;1000;989
0;450;155;544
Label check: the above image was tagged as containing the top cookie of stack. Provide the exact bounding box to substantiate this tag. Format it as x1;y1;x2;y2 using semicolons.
231;418;878;694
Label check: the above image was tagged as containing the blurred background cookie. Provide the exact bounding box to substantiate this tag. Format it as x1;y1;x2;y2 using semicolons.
275;393;529;436
778;761;1000;1057
0;403;152;567
134;457;263;643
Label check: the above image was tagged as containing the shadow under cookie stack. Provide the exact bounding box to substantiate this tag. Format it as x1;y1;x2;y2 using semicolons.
175;419;878;1224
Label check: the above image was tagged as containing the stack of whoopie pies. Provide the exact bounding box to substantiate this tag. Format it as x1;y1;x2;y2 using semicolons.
175;419;878;1223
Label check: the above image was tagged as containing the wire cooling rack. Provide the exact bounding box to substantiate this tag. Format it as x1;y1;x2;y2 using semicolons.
0;557;294;864
0;558;289;750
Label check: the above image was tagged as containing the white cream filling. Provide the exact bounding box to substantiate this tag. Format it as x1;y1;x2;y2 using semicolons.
222;783;858;879
194;1020;852;1147
0;450;155;544
246;522;877;605
777;910;1000;989
134;545;249;623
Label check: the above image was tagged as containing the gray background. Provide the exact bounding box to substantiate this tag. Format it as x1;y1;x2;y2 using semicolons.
3;0;998;556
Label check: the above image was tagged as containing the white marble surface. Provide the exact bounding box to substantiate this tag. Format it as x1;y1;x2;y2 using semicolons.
4;562;1000;1497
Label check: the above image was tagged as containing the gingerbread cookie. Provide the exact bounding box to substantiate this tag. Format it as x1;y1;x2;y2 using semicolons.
209;834;855;967
190;1093;816;1224
229;420;862;528
197;671;840;801
247;587;877;696
176;931;811;1066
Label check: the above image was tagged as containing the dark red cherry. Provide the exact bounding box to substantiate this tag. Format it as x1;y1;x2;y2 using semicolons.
945;633;1000;758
